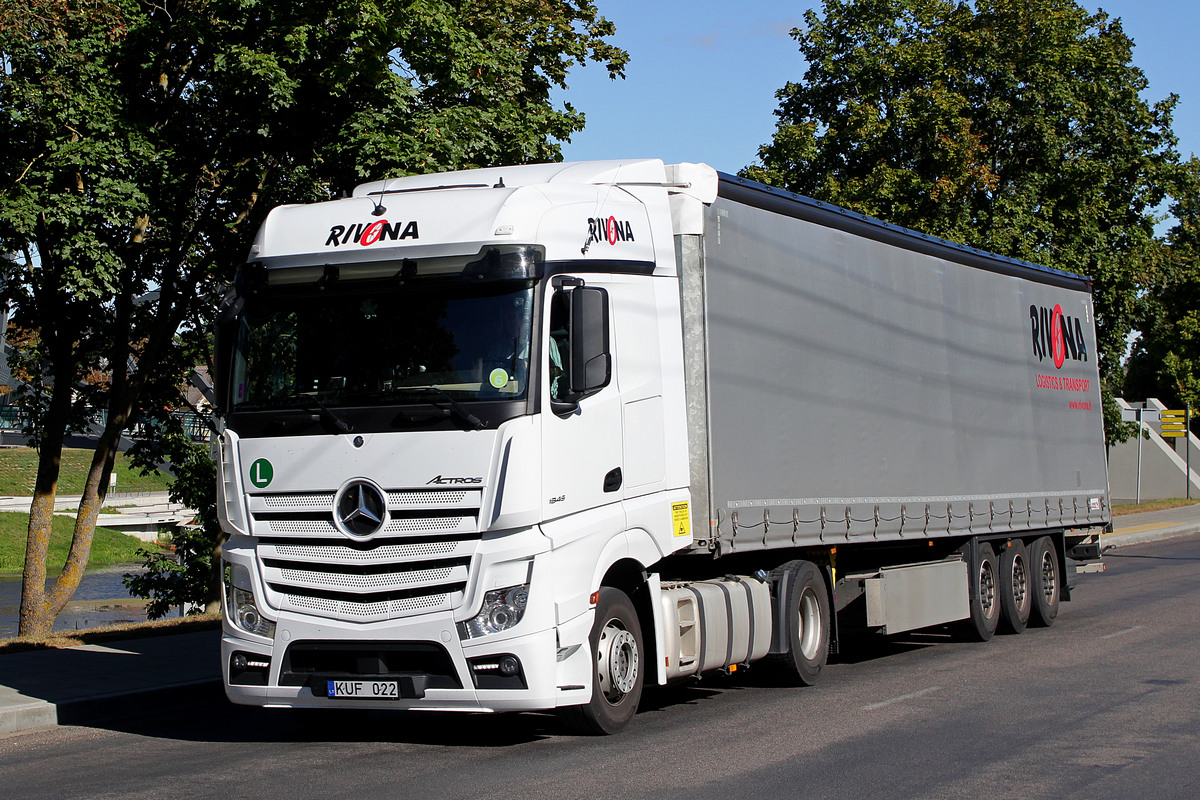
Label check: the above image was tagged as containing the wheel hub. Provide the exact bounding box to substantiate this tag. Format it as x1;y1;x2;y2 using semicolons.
979;559;996;617
1011;555;1028;607
597;624;638;700
798;588;823;660
1040;550;1056;602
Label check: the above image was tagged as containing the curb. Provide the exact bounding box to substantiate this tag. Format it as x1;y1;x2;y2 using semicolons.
1103;522;1200;549
0;696;57;736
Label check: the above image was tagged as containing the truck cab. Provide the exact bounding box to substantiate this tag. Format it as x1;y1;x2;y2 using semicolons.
215;160;710;732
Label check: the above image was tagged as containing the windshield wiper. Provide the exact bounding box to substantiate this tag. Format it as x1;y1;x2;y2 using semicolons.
264;394;352;434
392;387;485;430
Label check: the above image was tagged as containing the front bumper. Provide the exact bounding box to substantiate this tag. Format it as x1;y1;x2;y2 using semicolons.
222;610;591;713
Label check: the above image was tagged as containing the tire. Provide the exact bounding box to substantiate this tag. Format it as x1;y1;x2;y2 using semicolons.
768;561;830;685
998;539;1032;634
954;542;1000;642
1028;536;1061;628
559;587;644;735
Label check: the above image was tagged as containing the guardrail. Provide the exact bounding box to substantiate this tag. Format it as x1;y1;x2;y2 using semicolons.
0;407;214;442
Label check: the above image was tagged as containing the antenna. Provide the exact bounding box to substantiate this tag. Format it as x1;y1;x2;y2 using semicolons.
370;191;387;216
581;165;621;255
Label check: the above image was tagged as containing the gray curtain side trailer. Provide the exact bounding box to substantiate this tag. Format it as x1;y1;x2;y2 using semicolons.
662;171;1109;675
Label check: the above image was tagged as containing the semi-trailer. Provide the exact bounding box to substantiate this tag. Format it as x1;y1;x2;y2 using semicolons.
215;159;1109;733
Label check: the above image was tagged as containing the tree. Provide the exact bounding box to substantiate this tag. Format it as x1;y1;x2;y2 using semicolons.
0;0;626;636
123;409;222;620
1125;157;1200;421
744;0;1186;442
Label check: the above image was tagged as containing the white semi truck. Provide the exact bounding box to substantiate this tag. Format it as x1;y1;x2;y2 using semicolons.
214;159;1110;733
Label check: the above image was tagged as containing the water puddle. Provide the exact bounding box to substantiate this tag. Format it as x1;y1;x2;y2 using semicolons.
0;567;151;638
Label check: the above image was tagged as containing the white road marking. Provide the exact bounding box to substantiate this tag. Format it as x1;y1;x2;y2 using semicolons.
1100;625;1144;640
863;686;942;711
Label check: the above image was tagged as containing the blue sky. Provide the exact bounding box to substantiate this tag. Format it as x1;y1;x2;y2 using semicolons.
558;0;1200;179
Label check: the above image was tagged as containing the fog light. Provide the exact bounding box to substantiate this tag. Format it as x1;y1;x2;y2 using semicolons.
466;654;526;689
457;584;529;639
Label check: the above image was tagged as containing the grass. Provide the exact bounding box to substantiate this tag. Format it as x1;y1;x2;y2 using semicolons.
0;447;174;496
0;511;150;575
0;611;221;654
1112;498;1199;516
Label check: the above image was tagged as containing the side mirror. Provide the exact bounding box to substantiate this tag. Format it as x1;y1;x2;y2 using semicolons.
213;287;244;408
569;286;611;399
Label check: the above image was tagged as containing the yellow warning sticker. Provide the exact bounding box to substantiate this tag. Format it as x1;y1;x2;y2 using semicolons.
672;502;691;538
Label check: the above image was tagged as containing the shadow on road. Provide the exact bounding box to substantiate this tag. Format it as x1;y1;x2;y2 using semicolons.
72;680;734;746
64;622;977;745
1104;552;1200;562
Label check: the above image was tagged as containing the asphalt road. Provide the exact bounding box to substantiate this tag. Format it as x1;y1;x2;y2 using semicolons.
3;535;1199;800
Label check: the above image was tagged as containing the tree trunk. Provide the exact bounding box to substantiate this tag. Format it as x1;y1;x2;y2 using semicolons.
18;369;73;636
44;419;124;619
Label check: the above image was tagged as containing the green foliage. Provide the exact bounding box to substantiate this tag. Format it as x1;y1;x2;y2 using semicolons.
745;0;1190;444
0;512;144;574
124;411;217;619
0;0;625;630
1125;157;1200;423
123;523;217;620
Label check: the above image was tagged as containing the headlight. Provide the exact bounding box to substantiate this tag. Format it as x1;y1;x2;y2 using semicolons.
224;563;276;638
457;584;529;639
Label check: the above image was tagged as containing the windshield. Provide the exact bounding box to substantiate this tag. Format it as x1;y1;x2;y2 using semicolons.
231;280;536;412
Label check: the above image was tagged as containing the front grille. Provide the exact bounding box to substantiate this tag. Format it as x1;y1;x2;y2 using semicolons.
248;488;483;623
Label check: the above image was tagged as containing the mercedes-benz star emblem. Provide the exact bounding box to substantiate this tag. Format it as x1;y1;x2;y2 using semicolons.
334;480;388;538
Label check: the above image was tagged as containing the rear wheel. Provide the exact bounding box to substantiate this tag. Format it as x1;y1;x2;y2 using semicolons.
998;540;1032;634
559;587;644;735
1028;536;1061;627
954;542;999;642
769;561;830;685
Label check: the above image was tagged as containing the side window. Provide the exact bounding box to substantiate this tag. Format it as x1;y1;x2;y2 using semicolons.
548;290;570;401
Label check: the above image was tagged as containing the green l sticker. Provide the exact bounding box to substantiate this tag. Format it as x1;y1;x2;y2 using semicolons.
249;458;274;488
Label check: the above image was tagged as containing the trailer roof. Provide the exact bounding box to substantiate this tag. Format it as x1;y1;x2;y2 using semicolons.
717;173;1092;292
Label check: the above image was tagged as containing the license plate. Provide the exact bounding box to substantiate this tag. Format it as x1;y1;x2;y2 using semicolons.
326;679;399;699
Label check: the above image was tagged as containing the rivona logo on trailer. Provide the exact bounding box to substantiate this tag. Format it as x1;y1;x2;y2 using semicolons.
325;219;420;247
1029;303;1088;369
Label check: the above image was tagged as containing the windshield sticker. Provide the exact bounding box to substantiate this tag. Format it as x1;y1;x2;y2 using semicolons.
489;368;510;389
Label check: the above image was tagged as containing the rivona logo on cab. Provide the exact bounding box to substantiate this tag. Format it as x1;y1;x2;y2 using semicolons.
1029;303;1088;369
586;216;635;246
325;219;420;247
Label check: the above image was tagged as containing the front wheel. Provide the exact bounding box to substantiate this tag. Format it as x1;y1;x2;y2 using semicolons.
559;587;644;735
